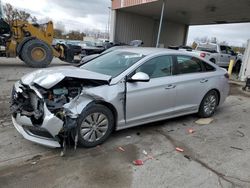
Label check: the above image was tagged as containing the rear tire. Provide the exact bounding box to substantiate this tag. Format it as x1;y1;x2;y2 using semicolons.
198;90;218;118
18;54;23;61
76;104;114;148
21;39;53;68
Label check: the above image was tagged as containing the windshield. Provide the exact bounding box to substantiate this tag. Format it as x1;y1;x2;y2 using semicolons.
80;50;144;77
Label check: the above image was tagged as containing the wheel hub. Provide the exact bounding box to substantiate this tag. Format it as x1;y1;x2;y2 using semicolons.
80;112;109;142
31;47;46;61
204;94;216;115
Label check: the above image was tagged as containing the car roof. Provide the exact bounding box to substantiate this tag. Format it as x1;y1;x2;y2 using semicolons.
116;47;184;56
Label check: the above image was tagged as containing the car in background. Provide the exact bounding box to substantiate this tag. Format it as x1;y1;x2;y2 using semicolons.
190;43;242;71
78;41;105;57
79;45;134;65
79;40;144;64
11;47;229;148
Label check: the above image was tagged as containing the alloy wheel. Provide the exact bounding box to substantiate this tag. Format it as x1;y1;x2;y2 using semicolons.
80;112;109;142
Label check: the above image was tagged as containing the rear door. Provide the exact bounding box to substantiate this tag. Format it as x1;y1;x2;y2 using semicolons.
126;55;177;126
173;55;213;113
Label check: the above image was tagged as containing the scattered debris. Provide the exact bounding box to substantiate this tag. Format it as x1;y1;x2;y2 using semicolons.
145;155;154;160
133;159;144;166
1;121;12;127
230;146;243;151
195;118;214;125
26;155;42;162
142;150;148;156
188;128;195;134
236;130;245;137
117;146;125;152
167;129;174;132
126;136;131;139
26;155;42;164
175;147;184;152
184;155;191;161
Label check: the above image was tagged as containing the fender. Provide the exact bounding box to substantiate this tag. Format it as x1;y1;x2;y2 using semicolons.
16;36;36;55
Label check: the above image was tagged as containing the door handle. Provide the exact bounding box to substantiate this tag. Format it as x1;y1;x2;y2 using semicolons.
165;84;176;89
200;79;208;83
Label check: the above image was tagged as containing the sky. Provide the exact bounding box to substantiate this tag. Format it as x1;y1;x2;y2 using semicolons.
2;0;111;32
2;0;250;46
187;23;250;47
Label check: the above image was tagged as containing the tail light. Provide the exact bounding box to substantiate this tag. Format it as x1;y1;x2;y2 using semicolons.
224;73;229;79
200;53;206;58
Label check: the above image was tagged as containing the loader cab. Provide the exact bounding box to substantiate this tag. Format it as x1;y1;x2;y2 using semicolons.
0;18;10;36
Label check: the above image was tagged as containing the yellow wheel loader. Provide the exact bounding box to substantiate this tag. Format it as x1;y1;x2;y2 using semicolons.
0;18;77;68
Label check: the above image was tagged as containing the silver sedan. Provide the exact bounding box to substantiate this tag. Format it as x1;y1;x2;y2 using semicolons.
11;48;229;148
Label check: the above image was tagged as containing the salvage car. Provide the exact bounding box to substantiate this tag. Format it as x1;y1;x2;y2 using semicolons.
11;48;229;149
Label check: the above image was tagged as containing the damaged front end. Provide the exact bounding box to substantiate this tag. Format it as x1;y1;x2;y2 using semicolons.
11;75;109;149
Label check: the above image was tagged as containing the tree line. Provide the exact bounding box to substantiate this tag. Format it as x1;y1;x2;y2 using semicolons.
2;3;86;40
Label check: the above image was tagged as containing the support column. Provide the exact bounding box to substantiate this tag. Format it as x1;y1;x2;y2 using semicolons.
239;39;250;81
156;0;165;47
109;9;117;42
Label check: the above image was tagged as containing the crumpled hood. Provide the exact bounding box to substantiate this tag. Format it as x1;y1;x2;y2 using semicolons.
21;66;112;89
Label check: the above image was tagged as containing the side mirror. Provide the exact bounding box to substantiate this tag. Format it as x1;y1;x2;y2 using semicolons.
127;72;150;82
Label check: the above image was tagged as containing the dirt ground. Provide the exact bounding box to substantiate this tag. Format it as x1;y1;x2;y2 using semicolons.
0;58;250;188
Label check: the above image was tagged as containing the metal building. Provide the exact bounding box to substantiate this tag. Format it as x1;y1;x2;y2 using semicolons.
110;0;250;47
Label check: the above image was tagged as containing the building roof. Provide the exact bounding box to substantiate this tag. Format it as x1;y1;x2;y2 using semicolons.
112;0;250;25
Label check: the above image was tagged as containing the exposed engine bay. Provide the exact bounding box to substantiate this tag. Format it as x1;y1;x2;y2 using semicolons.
11;76;109;155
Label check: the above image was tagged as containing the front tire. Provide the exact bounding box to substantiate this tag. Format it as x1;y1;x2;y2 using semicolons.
76;104;114;147
198;90;218;118
21;39;53;68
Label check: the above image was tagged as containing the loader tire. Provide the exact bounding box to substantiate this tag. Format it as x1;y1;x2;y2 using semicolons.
21;39;53;68
18;54;23;61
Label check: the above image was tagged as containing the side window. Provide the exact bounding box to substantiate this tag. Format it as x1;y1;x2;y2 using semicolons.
136;56;173;78
177;56;203;74
220;46;227;54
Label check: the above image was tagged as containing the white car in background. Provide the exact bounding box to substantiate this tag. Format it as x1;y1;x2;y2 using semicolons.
188;43;242;72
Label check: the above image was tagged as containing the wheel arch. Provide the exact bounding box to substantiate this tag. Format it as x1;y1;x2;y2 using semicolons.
92;100;118;131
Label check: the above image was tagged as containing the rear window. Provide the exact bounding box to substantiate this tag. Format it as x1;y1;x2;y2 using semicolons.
176;55;215;74
176;56;203;74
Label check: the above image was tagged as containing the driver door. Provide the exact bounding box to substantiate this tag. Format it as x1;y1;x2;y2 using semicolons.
126;55;177;126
